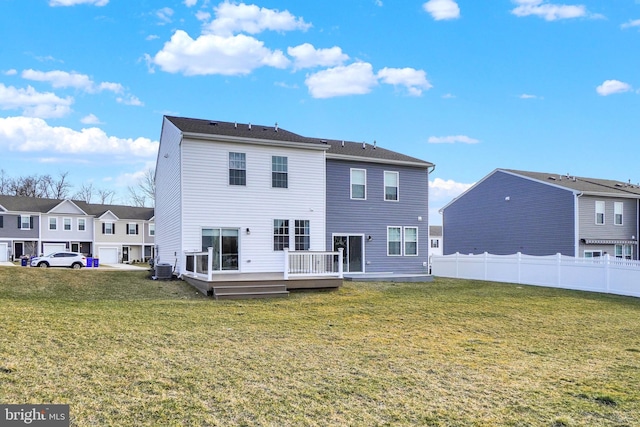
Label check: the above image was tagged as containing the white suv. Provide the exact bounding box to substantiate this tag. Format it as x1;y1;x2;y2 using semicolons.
31;252;87;269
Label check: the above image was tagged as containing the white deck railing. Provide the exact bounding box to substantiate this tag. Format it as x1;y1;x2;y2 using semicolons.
284;248;344;280
183;247;344;281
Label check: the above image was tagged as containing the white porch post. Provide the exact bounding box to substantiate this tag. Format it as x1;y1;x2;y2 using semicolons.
284;248;289;280
207;247;213;281
338;248;343;279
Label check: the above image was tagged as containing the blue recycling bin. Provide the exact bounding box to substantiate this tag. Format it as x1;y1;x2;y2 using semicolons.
93;258;99;268
86;257;93;268
21;257;27;267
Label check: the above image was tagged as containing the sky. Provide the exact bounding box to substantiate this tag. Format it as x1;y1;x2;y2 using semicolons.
0;0;639;224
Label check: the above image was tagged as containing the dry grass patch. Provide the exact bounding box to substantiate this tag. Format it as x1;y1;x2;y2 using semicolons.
1;268;640;426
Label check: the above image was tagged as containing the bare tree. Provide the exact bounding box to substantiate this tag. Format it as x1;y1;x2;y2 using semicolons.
74;182;95;203
0;169;10;195
128;167;155;207
97;188;116;205
45;171;72;199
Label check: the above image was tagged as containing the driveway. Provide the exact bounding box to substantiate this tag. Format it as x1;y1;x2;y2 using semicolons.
98;263;149;271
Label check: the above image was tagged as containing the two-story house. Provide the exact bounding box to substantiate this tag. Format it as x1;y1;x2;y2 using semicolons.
154;116;434;286
441;169;640;259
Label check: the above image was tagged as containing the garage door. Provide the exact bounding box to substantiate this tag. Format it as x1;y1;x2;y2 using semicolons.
99;247;118;264
43;243;66;255
0;243;8;262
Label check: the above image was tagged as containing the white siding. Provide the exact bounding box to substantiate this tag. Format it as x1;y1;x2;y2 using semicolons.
155;118;183;270
180;138;326;274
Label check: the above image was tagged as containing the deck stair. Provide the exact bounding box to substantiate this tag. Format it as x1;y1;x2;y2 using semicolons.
211;283;289;300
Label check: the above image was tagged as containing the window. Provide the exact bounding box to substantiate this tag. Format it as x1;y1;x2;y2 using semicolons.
20;216;31;230
127;223;139;235
615;244;633;260
149;223;155;236
431;239;439;249
202;228;239;271
295;220;310;251
584;250;602;258
350;169;366;200
404;227;418;256
387;227;402;256
63;218;72;231
229;152;246;186
595;201;605;225
273;219;289;251
272;156;288;188
614;202;623;226
384;171;399;201
49;217;57;231
0;215;3;228
103;223;114;235
78;218;86;231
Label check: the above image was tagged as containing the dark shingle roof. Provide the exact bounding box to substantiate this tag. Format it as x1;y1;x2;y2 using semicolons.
165;116;433;167
0;195;154;219
503;169;640;197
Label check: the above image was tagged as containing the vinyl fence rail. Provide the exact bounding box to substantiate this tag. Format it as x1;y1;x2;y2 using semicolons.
431;252;640;298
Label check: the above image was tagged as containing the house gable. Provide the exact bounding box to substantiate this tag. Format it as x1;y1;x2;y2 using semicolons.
48;200;87;215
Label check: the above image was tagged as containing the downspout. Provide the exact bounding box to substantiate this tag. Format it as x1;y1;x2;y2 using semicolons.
637;198;639;260
575;192;583;258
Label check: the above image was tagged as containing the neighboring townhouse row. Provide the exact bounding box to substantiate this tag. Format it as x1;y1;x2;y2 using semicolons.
154;116;435;277
441;169;640;260
0;195;154;264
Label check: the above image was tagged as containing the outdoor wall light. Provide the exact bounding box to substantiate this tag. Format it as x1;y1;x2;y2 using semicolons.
505;196;511;201
367;235;373;241
246;228;250;235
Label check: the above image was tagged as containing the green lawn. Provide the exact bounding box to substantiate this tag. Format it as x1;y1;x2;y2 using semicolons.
1;267;640;426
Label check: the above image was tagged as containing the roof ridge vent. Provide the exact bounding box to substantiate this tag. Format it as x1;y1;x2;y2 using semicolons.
341;140;344;147
248;123;251;130
234;122;237;129
373;140;377;149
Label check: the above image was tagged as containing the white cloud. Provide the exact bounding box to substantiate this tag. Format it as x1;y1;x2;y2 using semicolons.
0;116;158;158
377;67;432;96
305;62;379;99
184;0;197;7
519;93;543;99
374;0;383;6
423;0;460;21
196;10;211;21
117;95;144;106
430;177;474;201
428;135;480;144
146;34;160;41
621;19;640;30
0;84;73;118
4;69;17;76
21;69;124;94
81;114;102;124
287;43;349;70
49;0;108;6
152;30;289;76
596;80;633;96
205;2;312;36
511;0;592;21
156;7;174;24
442;93;456;99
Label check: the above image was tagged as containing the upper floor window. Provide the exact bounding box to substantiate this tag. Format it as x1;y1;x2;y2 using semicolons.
78;218;86;231
295;220;310;251
614;202;623;225
20;215;32;230
149;223;155;236
229;152;246;186
595;201;605;225
350;169;366;200
273;219;289;251
127;223;139;235
63;218;72;231
272;156;288;188
384;171;399;201
103;222;115;235
49;217;57;231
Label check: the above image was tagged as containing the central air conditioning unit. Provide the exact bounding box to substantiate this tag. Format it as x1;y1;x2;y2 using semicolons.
155;263;173;280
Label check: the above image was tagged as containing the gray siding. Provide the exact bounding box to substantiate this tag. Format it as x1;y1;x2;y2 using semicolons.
0;214;39;239
443;171;576;256
326;159;429;274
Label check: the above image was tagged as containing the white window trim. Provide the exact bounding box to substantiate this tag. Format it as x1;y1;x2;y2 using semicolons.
104;222;115;235
595;200;605;225
20;215;31;230
404;226;419;256
49;217;58;231
614;202;623;226
350;168;367;200
63;217;72;231
384;171;399;202
584;250;603;258
77;218;86;232
127;223;137;235
149;223;155;236
387;226;402;256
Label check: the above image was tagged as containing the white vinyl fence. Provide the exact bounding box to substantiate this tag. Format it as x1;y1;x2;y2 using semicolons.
431;252;640;298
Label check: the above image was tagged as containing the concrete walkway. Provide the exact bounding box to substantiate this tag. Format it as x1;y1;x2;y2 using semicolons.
0;261;15;267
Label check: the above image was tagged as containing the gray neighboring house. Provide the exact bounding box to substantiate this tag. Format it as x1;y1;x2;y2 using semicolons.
441;169;640;259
